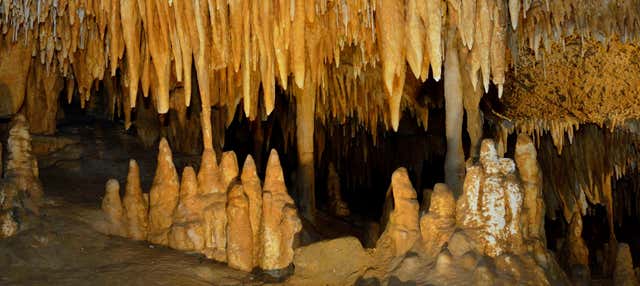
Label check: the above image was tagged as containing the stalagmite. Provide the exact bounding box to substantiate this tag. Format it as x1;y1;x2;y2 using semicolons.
420;183;456;257
327;163;350;217
220;151;240;191
444;11;465;195
100;179;126;236
198;149;228;262
514;134;545;242
561;212;589;276
614;243;640;286
457;139;525;257
0;115;43;216
169;167;205;251
296;82;316;220
226;182;253;272
0;210;17;239
376;168;419;257
122;160;148;240
260;150;302;271
241;155;262;267
148;138;180;245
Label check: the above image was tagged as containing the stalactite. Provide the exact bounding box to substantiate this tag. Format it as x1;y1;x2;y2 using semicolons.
1;0;640;150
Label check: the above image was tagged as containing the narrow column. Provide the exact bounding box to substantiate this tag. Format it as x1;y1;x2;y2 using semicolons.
443;7;465;196
296;81;316;221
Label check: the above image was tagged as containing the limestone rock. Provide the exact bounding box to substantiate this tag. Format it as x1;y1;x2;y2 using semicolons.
614;243;639;286
560;212;589;273
220;151;239;190
148;138;180;245
377;168;419;257
169;167;205;251
0;210;18;238
515;134;545;242
122;160;148;240
226;182;253;272
0;115;43;215
101;179;126;236
327;163;350;217
447;230;476;257
241;155;262;267
420;183;456;257
456;139;525;257
198;150;228;262
197;149;223;195
260;150;302;271
290;237;371;286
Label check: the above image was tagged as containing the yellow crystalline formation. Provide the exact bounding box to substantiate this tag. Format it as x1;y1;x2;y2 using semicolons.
1;0;639;136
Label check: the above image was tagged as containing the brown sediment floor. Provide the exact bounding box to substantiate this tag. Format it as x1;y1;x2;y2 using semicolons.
0;120;262;285
0;202;261;286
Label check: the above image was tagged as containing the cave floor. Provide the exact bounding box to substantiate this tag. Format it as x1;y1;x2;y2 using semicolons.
0;119;265;285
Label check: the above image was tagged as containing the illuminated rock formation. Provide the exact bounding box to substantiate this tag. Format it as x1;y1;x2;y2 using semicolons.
514;134;545;243
122;160;148;241
148;138;180;245
0;115;43;238
290;237;372;286
456;139;525;257
372;167;420;272
327;163;349;217
226;182;253;272
419;183;456;257
0;115;43;214
100;179;126;236
169;167;205;251
260;150;302;271
220;151;239;190
199;149;228;262
560;212;589;278
240;155;262;267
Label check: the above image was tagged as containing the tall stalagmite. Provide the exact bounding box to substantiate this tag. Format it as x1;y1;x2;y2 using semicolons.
514;134;545;242
376;168;420;257
260;150;302;271
122;159;148;240
0;115;43;215
198;149;228;262
241;155;263;267
226;182;253;272
169;167;205;251
100;179;126;236
148;138;180;245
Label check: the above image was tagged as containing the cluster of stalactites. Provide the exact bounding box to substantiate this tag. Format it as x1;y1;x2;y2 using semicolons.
536;125;640;241
97;138;302;273
0;0;549;134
